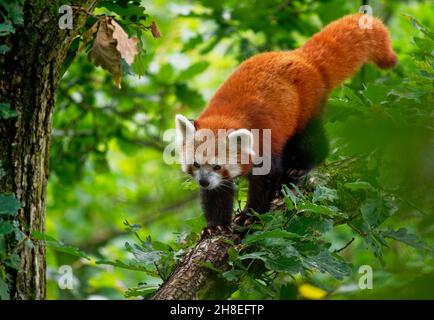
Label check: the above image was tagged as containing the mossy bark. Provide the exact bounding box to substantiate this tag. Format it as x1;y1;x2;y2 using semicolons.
0;0;95;300
152;233;239;300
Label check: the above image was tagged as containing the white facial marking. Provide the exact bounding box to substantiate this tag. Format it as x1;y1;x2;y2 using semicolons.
226;164;242;178
207;173;221;189
193;166;222;190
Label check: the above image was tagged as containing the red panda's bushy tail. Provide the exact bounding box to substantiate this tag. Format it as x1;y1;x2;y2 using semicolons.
298;13;397;89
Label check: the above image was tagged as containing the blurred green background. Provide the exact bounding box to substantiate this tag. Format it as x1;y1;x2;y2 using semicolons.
46;0;433;299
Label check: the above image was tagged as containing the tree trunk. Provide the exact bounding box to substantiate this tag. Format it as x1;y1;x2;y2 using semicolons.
0;0;95;300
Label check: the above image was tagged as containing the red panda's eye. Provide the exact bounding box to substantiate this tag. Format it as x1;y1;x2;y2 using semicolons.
193;161;200;168
213;165;221;170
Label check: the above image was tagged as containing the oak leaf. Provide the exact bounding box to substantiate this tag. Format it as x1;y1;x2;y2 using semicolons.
87;16;139;88
149;21;161;38
111;19;139;65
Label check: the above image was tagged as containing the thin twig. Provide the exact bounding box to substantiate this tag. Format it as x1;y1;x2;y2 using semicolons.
87;0;98;14
154;262;165;281
334;237;355;253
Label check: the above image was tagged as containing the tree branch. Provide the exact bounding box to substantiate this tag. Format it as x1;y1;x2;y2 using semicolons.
152;198;289;300
152;232;239;300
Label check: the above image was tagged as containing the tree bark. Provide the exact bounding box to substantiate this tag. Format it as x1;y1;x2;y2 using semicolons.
152;232;240;300
0;0;95;300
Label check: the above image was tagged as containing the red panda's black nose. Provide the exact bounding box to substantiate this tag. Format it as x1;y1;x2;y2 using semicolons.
199;179;209;188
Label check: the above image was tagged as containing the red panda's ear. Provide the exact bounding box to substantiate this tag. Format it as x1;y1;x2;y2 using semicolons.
228;129;255;157
175;114;195;143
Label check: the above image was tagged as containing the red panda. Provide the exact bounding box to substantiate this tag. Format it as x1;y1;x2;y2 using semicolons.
175;13;397;236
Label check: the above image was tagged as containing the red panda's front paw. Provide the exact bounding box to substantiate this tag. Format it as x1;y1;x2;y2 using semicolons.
200;225;233;239
287;168;308;179
233;213;256;226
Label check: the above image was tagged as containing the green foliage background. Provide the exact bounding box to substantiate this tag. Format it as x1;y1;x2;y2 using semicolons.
4;0;432;300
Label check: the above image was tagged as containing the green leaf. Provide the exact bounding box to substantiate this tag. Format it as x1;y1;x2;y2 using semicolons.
238;275;274;299
242;240;303;275
177;61;210;82
0;44;10;54
222;269;243;282
0;22;15;37
195;260;222;273
282;185;298;207
243;229;300;245
125;241;162;265
414;37;434;53
263;255;303;275
344;181;374;191
298;202;342;219
341;86;366;108
31;231;90;260
238;251;268;261
364;232;385;264
5;253;19;269
98;1;148;24
363;83;389;105
227;246;239;261
0;221;14;235
381;227;428;250
0;0;24;25
312;186;337;203
0;276;9;300
388;88;425;102
0;194;20;216
302;250;351;279
96;259;155;273
124;284;159;298
0;102;18;119
156;63;176;83
401;14;434;40
131;50;151;77
279;283;297;300
60;37;80;77
287;215;333;236
175;84;204;107
182;35;204;52
360;197;389;228
31;231;57;242
283;196;294;211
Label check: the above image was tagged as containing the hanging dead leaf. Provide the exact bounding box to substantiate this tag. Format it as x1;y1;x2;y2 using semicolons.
149;21;161;38
111;19;139;65
88;17;121;87
87;16;139;88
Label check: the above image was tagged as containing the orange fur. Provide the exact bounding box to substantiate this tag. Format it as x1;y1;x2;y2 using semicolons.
194;14;396;157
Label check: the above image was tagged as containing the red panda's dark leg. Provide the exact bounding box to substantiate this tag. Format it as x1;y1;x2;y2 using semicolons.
235;156;283;225
281;116;329;186
200;181;234;233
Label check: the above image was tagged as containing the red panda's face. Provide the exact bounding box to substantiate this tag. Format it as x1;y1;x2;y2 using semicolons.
175;114;254;190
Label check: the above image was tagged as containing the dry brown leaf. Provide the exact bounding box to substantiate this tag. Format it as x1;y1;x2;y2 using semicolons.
87;16;139;88
111;19;139;65
149;21;161;38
